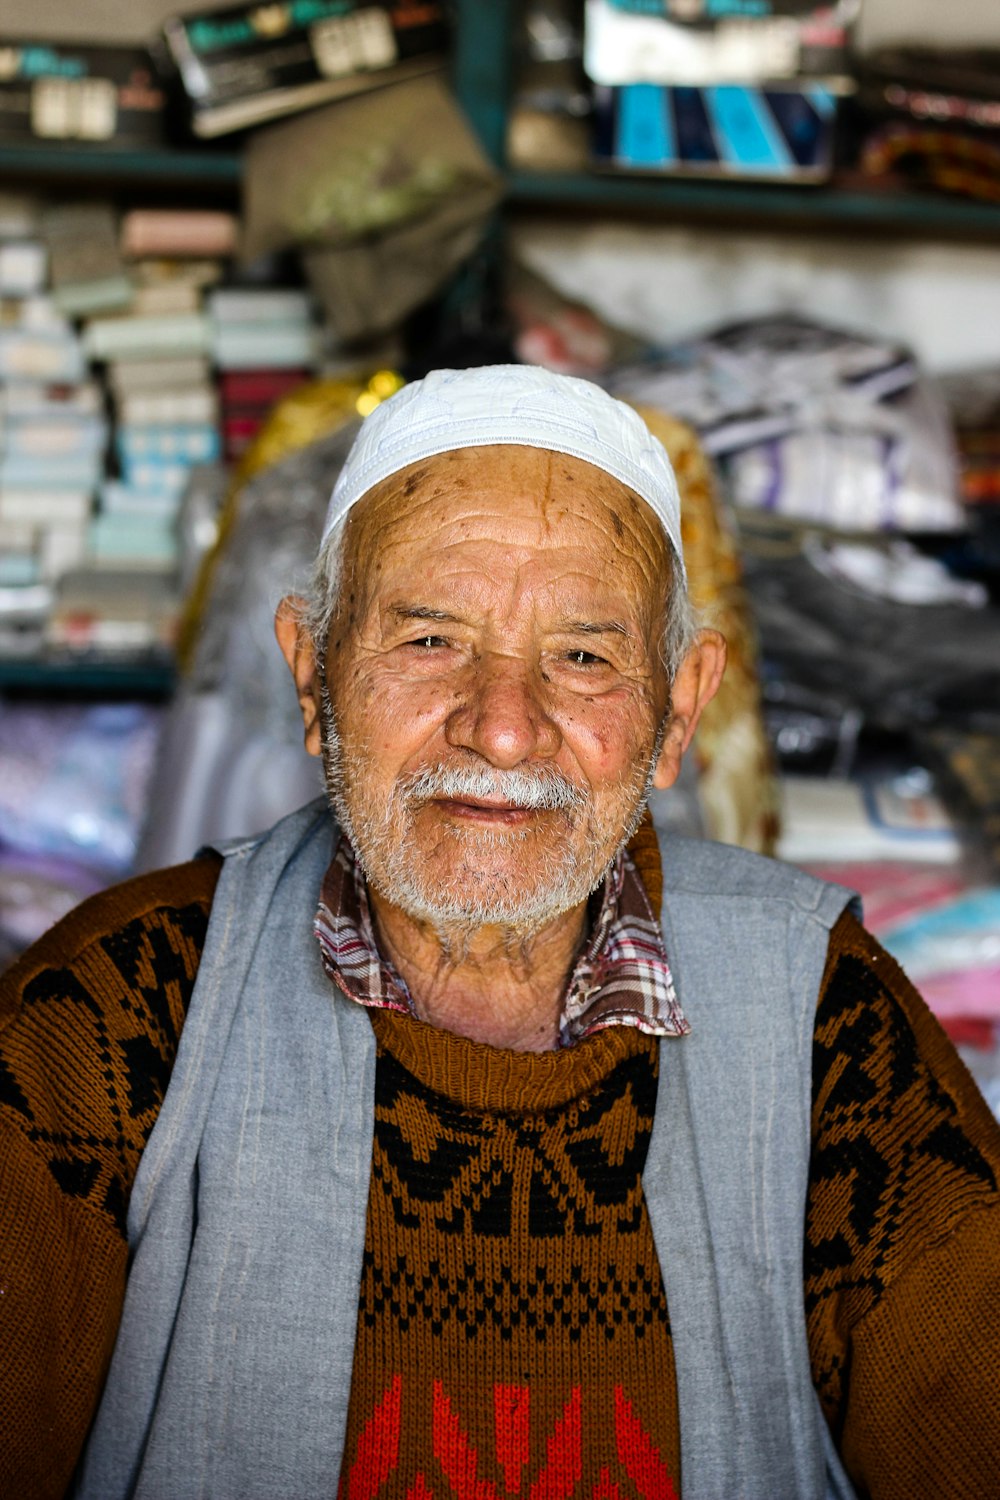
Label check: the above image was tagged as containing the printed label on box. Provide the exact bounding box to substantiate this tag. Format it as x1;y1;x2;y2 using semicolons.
311;9;397;78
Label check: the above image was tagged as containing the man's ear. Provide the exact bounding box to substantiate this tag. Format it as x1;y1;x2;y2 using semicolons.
274;595;324;758
652;629;728;791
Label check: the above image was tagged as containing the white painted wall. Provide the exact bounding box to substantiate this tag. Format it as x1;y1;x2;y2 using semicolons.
513;220;1000;373
857;0;1000;50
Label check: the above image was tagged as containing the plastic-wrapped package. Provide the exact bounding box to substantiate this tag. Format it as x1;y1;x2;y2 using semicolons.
0;848;108;963
583;0;859;90
801;536;987;608
856;45;1000;209
0;700;162;873
612;316;965;534
242;78;501;343
882;886;1000;1118
726;379;960;532
804;854;1000;1118
0;699;163;958
741;540;1000;744
776;768;964;866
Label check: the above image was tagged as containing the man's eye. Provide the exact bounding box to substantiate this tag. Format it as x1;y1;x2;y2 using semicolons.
566;649;607;667
408;634;449;649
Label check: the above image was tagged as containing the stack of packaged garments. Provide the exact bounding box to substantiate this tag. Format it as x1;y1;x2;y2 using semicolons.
0;192;330;661
583;0;855;185
612;317;999;769
0;700;163;968
611;315;964;534
208;289;320;461
0;196;104;658
81;209;235;578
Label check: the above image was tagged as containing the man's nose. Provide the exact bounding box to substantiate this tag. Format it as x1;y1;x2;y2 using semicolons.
444;653;562;768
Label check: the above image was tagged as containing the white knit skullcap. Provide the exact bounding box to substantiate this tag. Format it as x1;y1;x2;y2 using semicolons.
323;364;685;577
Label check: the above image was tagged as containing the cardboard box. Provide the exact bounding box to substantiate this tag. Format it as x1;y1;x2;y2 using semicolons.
162;0;449;137
0;42;168;146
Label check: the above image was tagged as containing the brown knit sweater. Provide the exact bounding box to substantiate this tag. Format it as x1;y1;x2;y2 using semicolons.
2;843;1000;1498
341;1012;678;1498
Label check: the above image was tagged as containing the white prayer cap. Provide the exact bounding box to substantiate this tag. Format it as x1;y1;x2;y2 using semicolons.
323;364;685;577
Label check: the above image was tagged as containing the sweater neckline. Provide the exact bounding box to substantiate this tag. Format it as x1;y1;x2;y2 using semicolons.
368;1007;658;1115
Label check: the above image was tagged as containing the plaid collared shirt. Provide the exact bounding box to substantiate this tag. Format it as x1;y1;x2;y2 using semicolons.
314;833;690;1047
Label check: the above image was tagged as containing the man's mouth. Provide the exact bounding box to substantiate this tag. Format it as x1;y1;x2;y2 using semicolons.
431;796;543;825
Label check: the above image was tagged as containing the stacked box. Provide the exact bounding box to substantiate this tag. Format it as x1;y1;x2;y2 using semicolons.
0;196;323;655
162;0;449;138
0;197;105;653
81;211;236;574
585;0;857;182
0;41;168;148
209;288;318;459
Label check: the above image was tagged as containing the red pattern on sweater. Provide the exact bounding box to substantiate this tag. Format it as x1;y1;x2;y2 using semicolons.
339;1380;678;1500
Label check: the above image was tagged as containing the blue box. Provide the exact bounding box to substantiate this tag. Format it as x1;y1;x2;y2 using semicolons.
593;81;839;181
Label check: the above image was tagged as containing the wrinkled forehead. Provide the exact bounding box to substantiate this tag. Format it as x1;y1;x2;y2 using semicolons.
338;447;675;631
348;445;670;551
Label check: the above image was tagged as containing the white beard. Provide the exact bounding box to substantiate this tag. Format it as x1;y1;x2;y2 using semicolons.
319;684;664;944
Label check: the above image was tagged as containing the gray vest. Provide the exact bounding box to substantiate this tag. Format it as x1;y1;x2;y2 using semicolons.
75;799;859;1500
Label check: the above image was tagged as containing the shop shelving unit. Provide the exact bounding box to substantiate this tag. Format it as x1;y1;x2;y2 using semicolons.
2;0;1000;697
449;0;1000;242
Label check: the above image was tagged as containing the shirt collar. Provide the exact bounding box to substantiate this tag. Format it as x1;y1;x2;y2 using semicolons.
314;832;689;1046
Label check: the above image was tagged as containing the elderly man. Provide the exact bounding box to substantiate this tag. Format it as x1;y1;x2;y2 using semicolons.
2;367;999;1500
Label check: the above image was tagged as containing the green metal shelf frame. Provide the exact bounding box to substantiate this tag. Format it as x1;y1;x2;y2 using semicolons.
0;656;177;697
4;137;1000;239
504;169;1000;238
0;141;242;185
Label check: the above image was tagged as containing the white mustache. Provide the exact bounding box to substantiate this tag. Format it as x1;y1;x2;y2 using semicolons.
400;763;587;812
